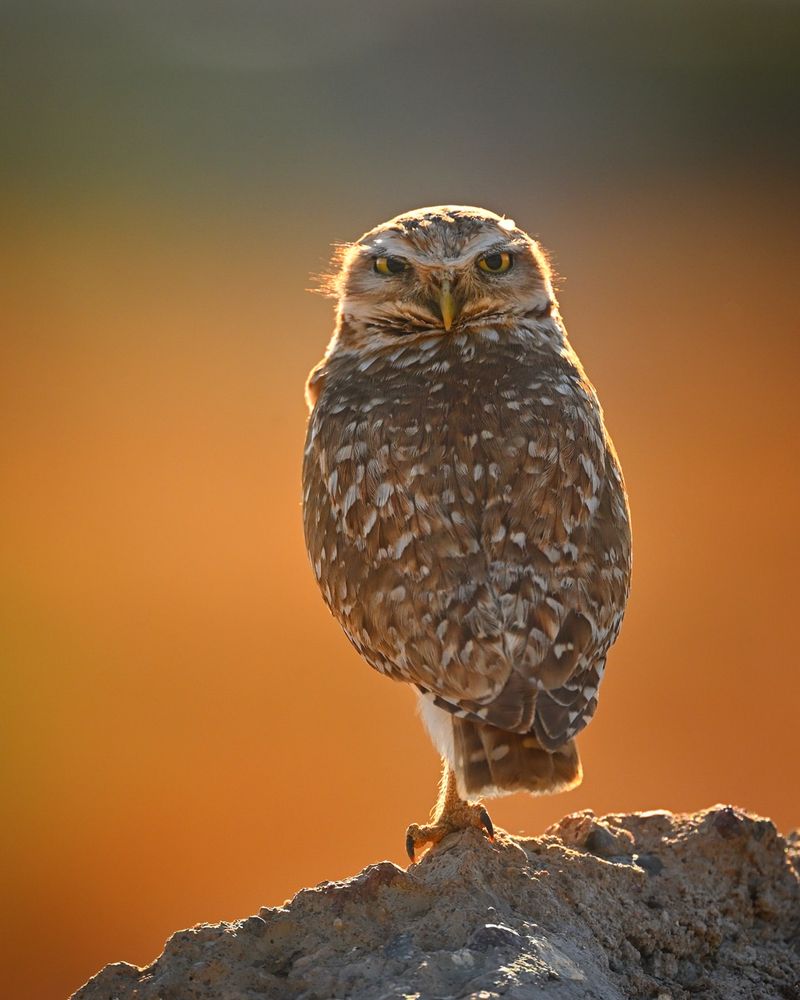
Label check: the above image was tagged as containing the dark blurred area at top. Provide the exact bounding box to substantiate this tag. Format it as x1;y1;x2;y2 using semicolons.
1;0;798;208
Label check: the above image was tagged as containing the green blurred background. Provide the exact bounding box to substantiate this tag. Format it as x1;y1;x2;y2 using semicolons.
2;3;799;998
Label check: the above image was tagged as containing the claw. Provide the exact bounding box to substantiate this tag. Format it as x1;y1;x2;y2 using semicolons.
479;806;495;841
406;831;416;862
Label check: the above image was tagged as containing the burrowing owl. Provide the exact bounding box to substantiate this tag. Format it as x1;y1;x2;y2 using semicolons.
302;206;631;860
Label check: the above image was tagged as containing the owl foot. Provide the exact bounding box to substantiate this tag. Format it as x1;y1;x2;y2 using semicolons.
405;799;494;862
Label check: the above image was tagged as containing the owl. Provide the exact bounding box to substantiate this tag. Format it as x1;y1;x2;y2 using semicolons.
302;206;631;861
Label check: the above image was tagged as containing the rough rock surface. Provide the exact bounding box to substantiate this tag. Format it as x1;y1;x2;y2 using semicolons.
74;806;800;1000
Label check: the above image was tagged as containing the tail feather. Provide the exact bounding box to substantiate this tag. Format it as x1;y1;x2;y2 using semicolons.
453;716;582;798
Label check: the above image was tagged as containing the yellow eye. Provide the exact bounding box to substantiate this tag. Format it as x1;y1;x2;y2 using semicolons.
478;251;513;274
374;256;407;275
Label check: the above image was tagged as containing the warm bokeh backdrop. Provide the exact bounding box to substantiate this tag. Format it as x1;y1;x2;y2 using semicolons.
2;3;799;998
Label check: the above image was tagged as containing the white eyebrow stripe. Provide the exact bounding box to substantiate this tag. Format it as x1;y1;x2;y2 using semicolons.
359;236;430;263
460;231;524;256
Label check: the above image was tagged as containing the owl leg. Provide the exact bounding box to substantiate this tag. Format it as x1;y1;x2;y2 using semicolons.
405;760;494;863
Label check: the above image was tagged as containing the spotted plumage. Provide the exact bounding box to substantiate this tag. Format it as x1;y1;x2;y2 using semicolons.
302;206;631;835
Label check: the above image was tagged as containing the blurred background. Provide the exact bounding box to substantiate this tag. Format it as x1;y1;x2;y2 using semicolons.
1;2;799;997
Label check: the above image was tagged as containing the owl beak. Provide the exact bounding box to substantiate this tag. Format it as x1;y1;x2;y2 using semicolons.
438;279;457;332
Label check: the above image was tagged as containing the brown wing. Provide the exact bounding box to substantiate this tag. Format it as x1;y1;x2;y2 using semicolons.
415;381;631;750
532;458;631;749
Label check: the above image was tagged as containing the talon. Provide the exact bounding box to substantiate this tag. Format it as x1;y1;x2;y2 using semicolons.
479;806;495;841
406;831;416;862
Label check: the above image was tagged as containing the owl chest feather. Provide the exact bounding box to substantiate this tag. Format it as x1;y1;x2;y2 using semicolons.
302;338;625;704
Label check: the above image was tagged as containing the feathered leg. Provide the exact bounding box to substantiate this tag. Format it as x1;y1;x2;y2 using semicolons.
405;759;494;862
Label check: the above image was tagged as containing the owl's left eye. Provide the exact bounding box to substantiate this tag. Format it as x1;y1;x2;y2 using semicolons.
478;251;513;274
374;256;407;276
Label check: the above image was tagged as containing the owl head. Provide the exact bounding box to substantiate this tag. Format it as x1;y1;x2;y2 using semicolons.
326;206;559;352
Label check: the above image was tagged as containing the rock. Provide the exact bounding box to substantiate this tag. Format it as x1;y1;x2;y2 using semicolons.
73;805;800;1000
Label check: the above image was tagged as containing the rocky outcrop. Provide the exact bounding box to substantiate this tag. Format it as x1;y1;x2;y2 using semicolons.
73;806;800;1000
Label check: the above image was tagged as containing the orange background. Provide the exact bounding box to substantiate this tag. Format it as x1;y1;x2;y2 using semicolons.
2;4;799;998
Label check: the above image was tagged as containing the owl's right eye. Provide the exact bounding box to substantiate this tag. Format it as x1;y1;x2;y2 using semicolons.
374;256;407;276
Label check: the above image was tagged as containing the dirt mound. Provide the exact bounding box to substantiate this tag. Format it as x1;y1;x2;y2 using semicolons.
73;805;800;999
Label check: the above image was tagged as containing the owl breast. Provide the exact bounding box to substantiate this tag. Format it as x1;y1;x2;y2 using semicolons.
302;335;630;742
